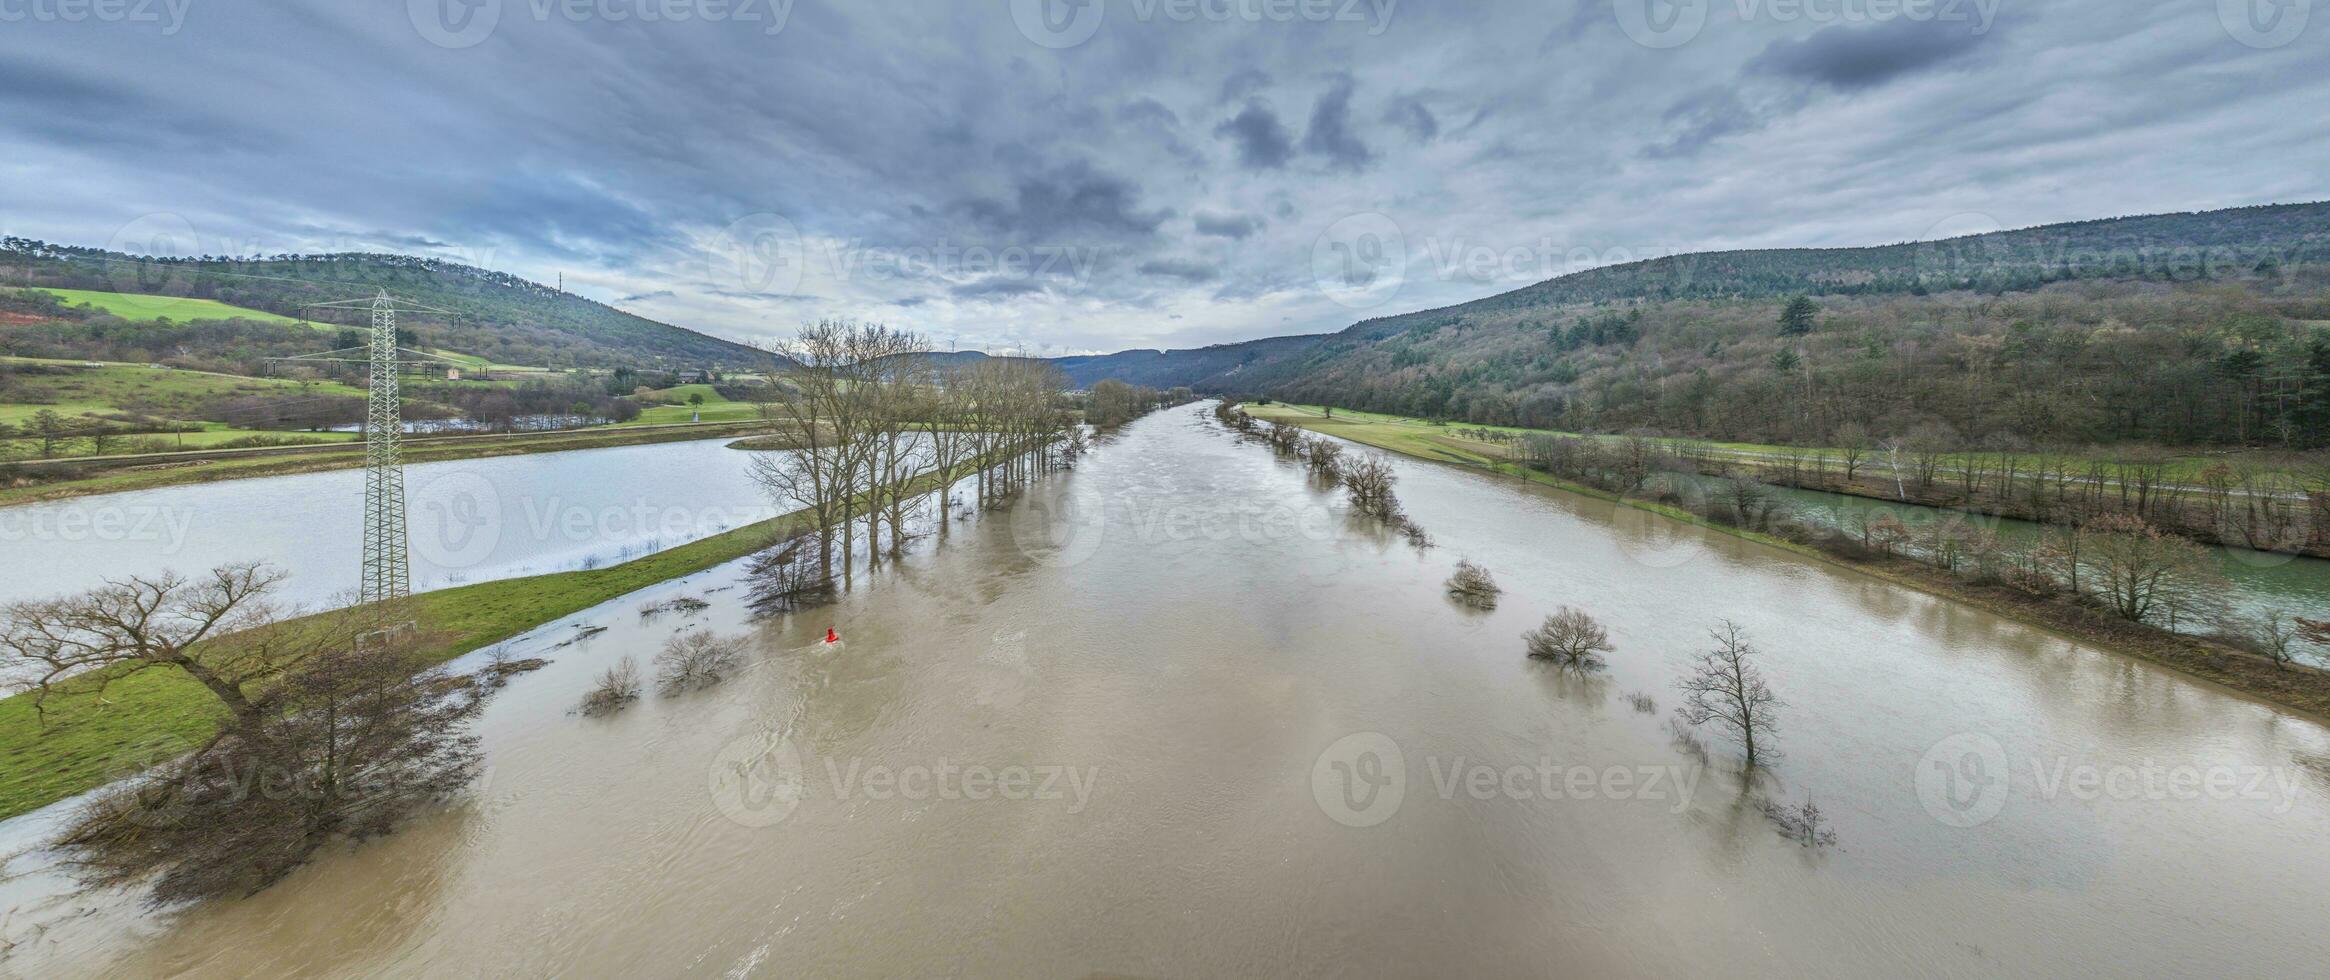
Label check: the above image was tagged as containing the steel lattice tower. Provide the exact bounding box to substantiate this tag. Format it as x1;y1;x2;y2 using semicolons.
361;290;409;603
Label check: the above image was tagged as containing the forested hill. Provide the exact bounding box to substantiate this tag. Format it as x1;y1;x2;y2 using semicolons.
1192;201;2330;450
0;240;763;370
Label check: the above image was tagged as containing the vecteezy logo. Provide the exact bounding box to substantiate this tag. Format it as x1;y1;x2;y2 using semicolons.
1009;486;1108;568
1312;732;1405;828
1312;213;1407;310
1613;0;1708;49
410;470;502;570
2220;0;2311;48
1916;732;2010;829
708;731;806;828
711;212;806;298
1909;211;2006;290
1012;0;1105;49
409;0;502;49
104;212;201;299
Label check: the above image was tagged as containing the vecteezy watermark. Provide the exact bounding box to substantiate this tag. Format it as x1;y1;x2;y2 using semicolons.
1013;0;1398;48
1614;0;2001;49
409;0;794;49
1915;732;2307;829
815;240;1108;289
1311;731;1702;828
1312;212;1407;310
0;503;196;553
1421;239;1699;289
1909;209;2315;288
1006;489;1399;568
407;469;769;571
707;733;1100;827
2219;0;2310;49
0;0;192;35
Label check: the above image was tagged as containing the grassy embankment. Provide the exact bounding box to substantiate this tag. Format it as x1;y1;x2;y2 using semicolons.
1256;402;2312;487
1244;402;2330;722
0;447;998;820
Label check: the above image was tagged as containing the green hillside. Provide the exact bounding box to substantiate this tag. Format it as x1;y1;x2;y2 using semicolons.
0;240;764;371
1145;202;2330;450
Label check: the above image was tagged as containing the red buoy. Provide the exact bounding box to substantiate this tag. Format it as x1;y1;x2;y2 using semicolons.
824;628;840;644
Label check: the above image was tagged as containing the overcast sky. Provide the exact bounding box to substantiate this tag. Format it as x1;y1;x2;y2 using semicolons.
2;0;2322;353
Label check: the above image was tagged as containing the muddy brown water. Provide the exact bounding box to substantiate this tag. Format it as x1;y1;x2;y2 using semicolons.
4;406;2329;977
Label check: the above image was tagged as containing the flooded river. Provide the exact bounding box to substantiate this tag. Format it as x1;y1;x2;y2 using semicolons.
5;406;2330;977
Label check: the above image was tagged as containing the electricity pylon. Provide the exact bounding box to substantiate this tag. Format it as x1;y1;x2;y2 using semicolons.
361;292;408;602
270;292;464;604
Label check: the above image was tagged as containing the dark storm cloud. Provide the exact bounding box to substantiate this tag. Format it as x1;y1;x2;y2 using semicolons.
1214;100;1295;170
1193;211;1264;239
1137;258;1222;282
0;0;2317;355
1385;98;1439;143
1219;68;1273;103
1749;18;1995;91
1302;76;1373;171
956;159;1170;240
952;277;1048;299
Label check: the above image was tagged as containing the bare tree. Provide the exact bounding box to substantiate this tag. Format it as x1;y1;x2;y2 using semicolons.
2082;513;2219;624
2249;611;2301;671
1341;454;1400;518
1523;607;1613;669
1675;620;1783;767
0;562;371;731
1835;421;1869;482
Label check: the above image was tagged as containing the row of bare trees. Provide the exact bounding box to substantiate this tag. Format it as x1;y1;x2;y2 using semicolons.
750;321;1085;594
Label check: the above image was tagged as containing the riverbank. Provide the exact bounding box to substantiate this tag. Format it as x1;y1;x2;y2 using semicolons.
0;419;783;507
1253;402;2330;558
1244;403;2330;723
0;448;995;820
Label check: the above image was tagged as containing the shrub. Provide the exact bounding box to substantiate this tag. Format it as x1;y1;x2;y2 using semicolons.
655;631;745;693
1524;607;1613;668
580;656;643;715
1445;559;1501;609
1759;796;1839;848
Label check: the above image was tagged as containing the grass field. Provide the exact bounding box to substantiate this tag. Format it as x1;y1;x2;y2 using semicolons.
31;287;319;328
627;383;760;425
0;357;366;455
0;446;1001;820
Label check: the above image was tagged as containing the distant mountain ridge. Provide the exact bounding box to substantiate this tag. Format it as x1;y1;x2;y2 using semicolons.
1047;201;2330;404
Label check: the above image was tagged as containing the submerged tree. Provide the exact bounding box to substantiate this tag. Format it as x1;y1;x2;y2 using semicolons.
57;641;486;906
655;630;747;694
1445;559;1501;610
579;656;642;716
1523;607;1613;669
1341;455;1400;519
1674;620;1783;768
